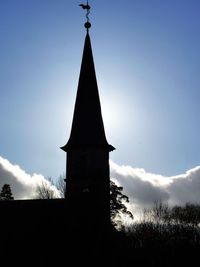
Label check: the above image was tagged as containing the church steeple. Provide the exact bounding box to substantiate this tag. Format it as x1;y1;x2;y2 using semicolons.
61;32;114;152
61;5;115;233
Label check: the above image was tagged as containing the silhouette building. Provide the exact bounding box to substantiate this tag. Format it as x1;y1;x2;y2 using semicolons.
0;10;115;266
61;25;115;228
0;6;197;267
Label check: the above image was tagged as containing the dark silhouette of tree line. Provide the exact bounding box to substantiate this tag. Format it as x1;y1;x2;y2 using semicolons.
110;200;200;266
2;179;200;265
143;200;200;225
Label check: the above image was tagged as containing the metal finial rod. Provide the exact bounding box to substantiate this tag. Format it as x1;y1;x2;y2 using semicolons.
79;1;91;32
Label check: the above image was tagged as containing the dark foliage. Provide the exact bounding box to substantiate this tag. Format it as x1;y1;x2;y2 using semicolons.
110;180;133;226
144;201;200;226
111;221;200;266
0;184;14;200
171;203;200;225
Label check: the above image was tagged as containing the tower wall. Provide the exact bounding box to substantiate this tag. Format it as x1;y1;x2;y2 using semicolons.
66;148;109;186
65;147;111;229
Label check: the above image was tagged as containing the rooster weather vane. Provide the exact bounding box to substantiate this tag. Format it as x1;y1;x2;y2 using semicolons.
79;1;91;32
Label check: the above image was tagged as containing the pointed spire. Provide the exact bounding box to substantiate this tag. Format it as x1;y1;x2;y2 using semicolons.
61;32;114;152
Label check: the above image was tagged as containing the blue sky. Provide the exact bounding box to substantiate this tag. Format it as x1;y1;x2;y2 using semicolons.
0;0;200;180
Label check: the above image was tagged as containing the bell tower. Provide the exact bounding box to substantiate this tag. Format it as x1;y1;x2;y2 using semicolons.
61;3;115;228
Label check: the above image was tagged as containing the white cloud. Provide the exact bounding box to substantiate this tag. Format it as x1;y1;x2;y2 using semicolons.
1;155;200;220
0;156;61;199
169;166;200;205
110;160;200;219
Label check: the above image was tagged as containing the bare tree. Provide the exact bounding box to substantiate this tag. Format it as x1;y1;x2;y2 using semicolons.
143;201;171;223
171;203;200;225
35;180;58;199
35;176;66;199
55;174;66;198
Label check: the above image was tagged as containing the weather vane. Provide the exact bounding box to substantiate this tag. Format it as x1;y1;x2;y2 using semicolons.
79;1;91;32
